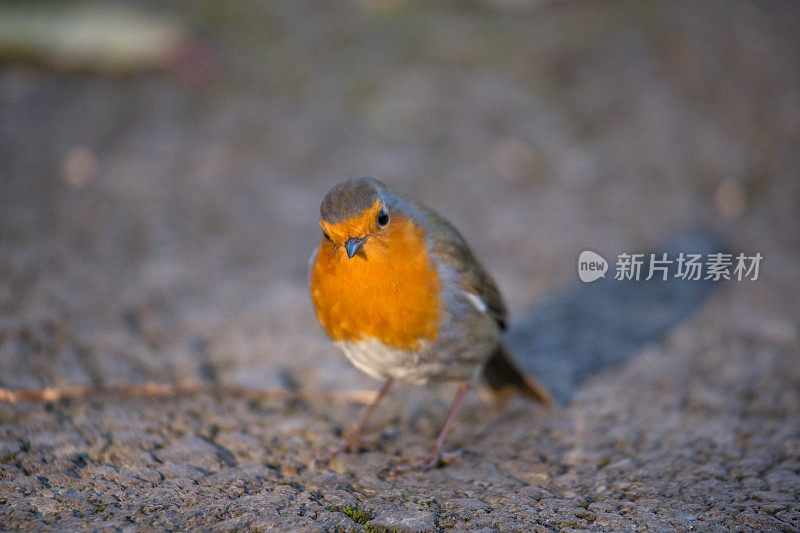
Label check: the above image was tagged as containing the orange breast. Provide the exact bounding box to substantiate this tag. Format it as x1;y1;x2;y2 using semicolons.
309;215;441;350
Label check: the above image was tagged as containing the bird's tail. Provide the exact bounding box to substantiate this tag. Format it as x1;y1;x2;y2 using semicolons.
479;344;554;406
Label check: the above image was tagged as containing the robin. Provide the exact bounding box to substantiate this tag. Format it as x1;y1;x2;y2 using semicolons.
309;177;552;471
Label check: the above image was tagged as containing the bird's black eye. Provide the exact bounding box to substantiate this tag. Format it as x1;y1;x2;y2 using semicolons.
377;208;389;227
323;231;333;243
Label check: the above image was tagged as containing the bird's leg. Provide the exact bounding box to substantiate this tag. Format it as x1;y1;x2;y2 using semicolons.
390;381;469;473
338;377;393;453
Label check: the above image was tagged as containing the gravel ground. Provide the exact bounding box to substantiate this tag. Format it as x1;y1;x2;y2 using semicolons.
1;1;799;530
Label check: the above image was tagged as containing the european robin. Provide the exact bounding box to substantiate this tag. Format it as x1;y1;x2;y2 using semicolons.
309;177;552;471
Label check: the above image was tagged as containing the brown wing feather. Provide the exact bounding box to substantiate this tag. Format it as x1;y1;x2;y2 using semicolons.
420;205;507;330
415;200;553;405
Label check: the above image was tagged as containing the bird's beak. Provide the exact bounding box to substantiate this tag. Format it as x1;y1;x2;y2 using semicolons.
344;237;367;259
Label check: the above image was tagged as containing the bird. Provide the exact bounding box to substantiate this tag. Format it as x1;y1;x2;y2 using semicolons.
309;177;552;471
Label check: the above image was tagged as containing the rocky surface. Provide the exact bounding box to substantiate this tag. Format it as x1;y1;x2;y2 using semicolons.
1;1;799;530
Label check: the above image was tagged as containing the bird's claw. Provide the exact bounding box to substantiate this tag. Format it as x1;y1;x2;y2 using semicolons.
385;448;464;475
315;432;380;468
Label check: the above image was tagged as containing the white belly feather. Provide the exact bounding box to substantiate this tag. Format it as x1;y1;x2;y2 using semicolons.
335;338;439;384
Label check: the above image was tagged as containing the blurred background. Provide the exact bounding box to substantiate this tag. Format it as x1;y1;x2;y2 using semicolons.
1;0;798;395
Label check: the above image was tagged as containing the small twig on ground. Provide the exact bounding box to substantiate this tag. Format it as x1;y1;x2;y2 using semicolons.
0;382;377;405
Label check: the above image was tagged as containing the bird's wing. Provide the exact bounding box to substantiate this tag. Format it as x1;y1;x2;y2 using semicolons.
420;205;508;330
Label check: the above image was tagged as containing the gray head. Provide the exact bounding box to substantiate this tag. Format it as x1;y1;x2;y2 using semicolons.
319;177;390;224
319;177;406;258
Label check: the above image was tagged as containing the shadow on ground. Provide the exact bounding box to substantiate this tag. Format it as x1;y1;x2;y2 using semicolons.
512;231;723;404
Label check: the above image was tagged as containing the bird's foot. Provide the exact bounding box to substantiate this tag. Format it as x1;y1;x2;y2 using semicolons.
339;431;381;454
336;431;363;455
386;448;464;475
314;432;379;468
